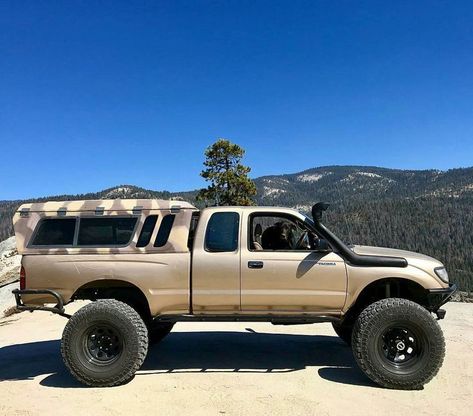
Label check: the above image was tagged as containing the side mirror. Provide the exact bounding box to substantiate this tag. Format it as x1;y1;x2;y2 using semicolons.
315;238;330;251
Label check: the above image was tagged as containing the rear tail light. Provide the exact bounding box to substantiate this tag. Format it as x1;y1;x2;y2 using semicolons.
20;266;26;290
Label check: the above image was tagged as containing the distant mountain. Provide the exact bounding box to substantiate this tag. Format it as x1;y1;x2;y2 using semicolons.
254;165;473;207
1;165;472;291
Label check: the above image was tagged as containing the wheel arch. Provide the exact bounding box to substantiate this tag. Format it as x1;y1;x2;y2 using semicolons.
72;279;152;322
342;277;430;325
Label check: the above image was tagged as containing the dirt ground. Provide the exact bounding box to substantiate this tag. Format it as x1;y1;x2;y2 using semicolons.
0;302;472;416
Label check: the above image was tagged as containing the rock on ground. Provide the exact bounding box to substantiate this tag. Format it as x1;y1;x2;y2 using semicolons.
0;236;20;286
0;282;19;317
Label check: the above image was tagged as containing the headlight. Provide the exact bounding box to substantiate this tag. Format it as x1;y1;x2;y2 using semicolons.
434;267;449;283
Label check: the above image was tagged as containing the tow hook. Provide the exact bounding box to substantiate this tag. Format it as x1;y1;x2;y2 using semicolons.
435;309;446;320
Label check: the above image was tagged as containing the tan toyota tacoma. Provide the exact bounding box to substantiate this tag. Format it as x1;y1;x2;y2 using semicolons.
12;199;456;389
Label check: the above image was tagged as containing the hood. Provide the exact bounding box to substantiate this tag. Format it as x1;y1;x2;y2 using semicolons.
352;245;444;271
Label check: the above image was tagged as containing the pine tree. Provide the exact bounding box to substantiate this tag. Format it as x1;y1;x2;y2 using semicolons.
197;138;257;206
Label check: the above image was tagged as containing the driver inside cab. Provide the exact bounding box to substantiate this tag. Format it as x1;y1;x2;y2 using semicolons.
253;217;318;251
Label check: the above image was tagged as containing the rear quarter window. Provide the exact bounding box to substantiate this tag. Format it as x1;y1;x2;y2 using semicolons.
205;212;240;252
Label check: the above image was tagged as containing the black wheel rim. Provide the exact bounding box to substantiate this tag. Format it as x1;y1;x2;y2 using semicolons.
83;324;123;365
378;325;424;369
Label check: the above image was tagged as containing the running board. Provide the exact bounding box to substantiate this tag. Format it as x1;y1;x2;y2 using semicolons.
155;314;342;325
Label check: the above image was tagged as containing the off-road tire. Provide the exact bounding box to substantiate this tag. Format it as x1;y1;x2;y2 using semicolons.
149;322;174;345
61;299;149;387
352;298;445;390
332;322;353;345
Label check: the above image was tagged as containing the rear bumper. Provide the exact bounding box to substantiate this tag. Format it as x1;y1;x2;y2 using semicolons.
426;283;457;318
12;289;68;316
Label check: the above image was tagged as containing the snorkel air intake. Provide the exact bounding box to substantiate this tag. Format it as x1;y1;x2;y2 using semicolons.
312;202;330;222
309;202;408;268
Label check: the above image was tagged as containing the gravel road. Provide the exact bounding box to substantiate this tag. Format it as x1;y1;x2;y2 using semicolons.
0;302;472;416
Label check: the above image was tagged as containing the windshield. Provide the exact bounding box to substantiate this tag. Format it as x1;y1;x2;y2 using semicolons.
301;213;320;233
301;213;314;226
300;210;353;249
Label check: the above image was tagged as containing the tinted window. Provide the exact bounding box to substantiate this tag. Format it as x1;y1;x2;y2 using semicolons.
205;212;239;252
31;218;76;246
78;217;137;246
154;214;175;247
136;215;158;247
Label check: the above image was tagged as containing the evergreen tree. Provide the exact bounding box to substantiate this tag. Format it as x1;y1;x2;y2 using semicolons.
197;138;257;206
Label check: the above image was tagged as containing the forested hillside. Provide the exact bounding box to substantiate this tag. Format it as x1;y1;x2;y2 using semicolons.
1;166;472;290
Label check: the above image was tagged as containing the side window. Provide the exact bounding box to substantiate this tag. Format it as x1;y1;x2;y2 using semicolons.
250;214;315;251
154;214;175;247
77;217;137;246
205;212;239;252
136;215;158;247
31;218;76;246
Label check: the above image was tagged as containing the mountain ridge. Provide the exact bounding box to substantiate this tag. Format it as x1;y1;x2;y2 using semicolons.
3;164;472;202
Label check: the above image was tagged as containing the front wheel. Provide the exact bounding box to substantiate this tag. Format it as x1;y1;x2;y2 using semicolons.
61;299;149;387
352;298;445;390
332;322;353;345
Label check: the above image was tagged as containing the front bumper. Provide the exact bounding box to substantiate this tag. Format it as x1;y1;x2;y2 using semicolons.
12;288;69;317
426;283;457;319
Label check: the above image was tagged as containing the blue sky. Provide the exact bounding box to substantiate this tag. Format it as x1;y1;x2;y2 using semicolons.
1;1;473;200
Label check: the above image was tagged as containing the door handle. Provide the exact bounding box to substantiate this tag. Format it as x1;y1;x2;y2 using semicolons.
248;261;264;269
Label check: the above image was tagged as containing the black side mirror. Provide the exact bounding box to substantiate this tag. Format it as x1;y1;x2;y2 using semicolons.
315;238;330;251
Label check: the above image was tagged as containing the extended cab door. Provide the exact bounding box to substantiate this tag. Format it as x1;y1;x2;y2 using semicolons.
240;210;347;313
191;208;242;313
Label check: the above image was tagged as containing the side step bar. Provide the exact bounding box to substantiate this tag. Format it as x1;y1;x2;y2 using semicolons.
155;314;342;325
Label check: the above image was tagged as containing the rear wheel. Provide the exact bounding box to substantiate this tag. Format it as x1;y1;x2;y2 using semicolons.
149;321;174;345
352;298;445;390
61;299;148;387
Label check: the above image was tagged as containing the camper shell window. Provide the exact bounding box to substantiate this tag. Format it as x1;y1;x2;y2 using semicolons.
77;217;138;246
30;218;76;246
29;216;138;247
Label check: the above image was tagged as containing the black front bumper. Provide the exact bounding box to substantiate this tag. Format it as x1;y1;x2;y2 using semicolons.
426;283;457;319
12;288;69;317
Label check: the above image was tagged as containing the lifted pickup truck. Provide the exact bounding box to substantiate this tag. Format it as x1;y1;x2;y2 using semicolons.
12;199;456;389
